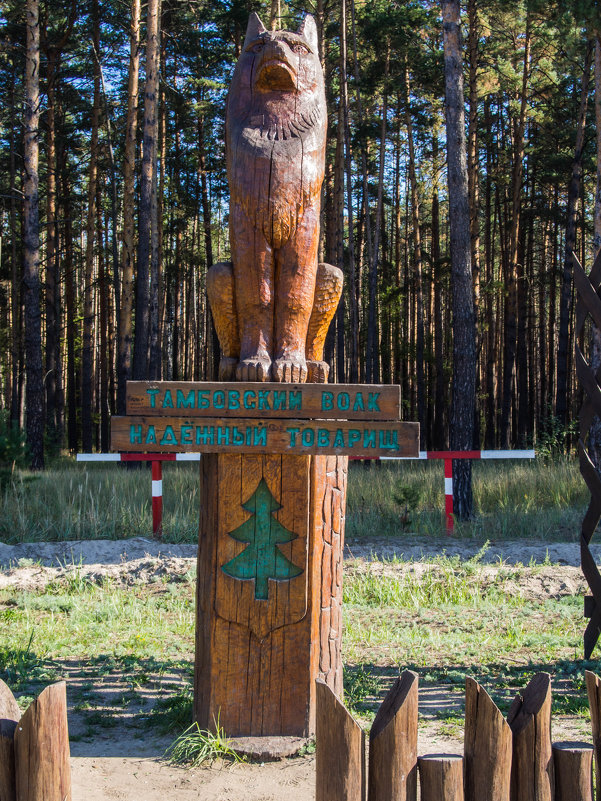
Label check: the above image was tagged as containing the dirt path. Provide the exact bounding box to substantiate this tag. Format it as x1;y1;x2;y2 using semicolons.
0;535;593;800
0;534;595;571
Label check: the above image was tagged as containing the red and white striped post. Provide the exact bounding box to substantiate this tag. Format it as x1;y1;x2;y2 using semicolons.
76;452;201;539
444;458;454;533
385;449;535;533
151;460;163;538
80;449;534;537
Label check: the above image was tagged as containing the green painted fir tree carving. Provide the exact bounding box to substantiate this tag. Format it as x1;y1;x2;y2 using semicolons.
221;478;303;600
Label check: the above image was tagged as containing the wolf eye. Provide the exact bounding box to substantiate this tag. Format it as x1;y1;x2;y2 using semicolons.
291;42;308;54
251;42;263;53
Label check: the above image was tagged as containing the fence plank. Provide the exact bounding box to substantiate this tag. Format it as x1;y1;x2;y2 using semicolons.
14;682;71;801
585;670;601;799
508;672;553;801
368;670;418;801
552;742;593;801
0;679;20;801
418;754;464;801
315;678;365;801
464;676;511;801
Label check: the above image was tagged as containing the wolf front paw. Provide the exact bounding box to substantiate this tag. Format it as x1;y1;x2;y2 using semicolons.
218;357;238;381
272;357;307;384
236;358;272;382
306;360;329;383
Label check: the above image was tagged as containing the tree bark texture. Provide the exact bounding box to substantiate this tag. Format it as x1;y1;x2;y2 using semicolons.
23;0;44;469
133;0;160;380
464;677;511;801
556;38;593;427
14;682;71;801
500;18;531;449
405;64;425;448
195;453;346;737
368;671;418;801
442;0;476;519
315;679;365;801
508;672;554;801
117;0;141;413
81;0;101;453
418;755;464;801
552;742;593;801
341;0;359;382
0;678;20;801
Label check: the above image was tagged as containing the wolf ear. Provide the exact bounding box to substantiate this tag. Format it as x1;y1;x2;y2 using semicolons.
244;12;267;49
297;14;318;53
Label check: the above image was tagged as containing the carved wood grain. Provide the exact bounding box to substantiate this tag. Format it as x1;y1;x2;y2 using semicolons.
0;679;20;801
111;416;419;457
195;452;347;737
125;381;402;420
14;682;71;801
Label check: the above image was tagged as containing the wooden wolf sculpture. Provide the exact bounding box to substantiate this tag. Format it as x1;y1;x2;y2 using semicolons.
207;12;343;383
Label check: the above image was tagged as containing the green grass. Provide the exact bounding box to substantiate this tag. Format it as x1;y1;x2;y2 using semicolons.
165;719;246;766
0;554;592;742
0;457;586;543
340;555;592;725
346;459;586;541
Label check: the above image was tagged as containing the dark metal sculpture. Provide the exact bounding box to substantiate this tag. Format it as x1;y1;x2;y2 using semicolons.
574;249;601;657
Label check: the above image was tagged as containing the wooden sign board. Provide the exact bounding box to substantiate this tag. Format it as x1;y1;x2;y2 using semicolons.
110;416;419;458
126;381;401;421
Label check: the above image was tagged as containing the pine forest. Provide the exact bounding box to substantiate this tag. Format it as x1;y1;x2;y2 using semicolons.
0;0;599;468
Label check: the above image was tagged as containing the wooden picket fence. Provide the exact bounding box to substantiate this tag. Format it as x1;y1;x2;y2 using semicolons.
316;670;601;801
0;679;71;801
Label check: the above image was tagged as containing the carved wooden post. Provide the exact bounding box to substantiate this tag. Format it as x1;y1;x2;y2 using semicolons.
508;672;554;801
14;682;71;801
464;677;512;801
368;671;418;801
0;678;20;801
315;679;365;801
114;383;417;739
111;10;419;742
418;755;464;801
552;742;593;801
194;452;347;736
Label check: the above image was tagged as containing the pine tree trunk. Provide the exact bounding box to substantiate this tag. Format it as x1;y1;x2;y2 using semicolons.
340;0;359;382
442;0;476;519
197;112;220;380
365;46;388;384
117;0;141;414
44;50;59;444
335;100;346;383
405;64;425;447
467;0;481;448
97;185;109;451
432;131;446;448
40;4;74;447
9;67;21;429
61;162;78;452
148;0;162;382
483;98;496;448
556;38;593;427
500;18;531;448
23;0;44;469
81;0;101;453
133;0;160;380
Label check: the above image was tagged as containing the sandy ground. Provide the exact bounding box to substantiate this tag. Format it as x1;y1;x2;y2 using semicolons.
0;535;594;800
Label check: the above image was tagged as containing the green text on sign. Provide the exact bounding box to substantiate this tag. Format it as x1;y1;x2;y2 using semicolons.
125;381;402;421
110;416;419;458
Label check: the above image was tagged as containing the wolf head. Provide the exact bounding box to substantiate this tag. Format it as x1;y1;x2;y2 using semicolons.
227;13;325;136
